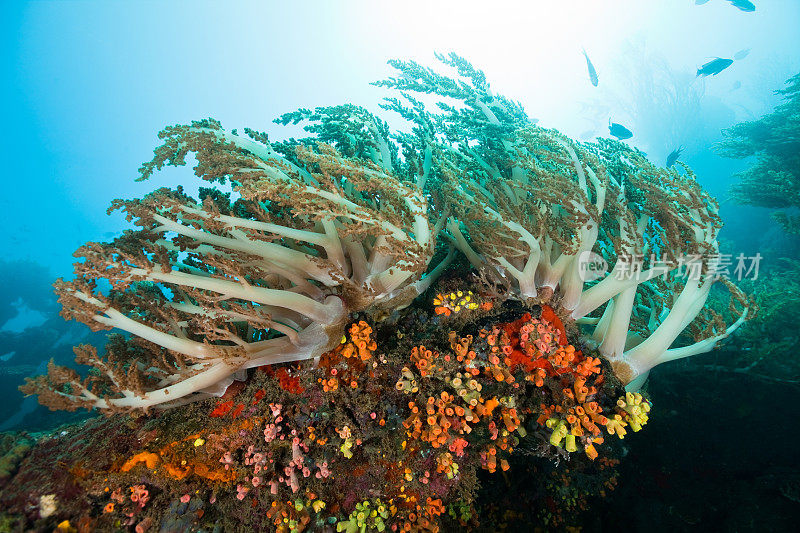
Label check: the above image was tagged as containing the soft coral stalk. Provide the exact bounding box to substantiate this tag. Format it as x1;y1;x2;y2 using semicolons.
377;55;751;389
447;134;751;388
22;119;447;411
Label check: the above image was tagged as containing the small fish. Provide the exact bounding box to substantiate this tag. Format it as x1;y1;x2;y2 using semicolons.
733;48;751;60
697;58;734;77
728;0;755;11
582;49;598;87
731;80;742;91
608;120;633;140
666;146;684;168
695;0;710;4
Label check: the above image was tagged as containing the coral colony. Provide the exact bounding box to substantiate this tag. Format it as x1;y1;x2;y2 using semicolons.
9;54;750;531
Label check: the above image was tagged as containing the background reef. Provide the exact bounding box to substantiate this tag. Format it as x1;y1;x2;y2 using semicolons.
2;267;797;532
0;268;643;532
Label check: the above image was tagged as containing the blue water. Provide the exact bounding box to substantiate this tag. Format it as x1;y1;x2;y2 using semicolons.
1;1;799;530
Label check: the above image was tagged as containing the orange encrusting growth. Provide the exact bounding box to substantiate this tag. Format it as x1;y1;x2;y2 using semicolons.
316;320;378;392
120;452;159;472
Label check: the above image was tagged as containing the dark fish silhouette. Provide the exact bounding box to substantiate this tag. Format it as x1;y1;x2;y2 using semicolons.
697;58;734;77
582;49;598;87
609;120;633;140
666;146;684;168
728;0;755;11
733;48;751;60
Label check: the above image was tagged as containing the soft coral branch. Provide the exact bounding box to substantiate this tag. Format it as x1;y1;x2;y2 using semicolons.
22;119;445;411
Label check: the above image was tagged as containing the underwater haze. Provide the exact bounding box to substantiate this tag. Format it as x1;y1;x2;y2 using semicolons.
0;1;799;531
